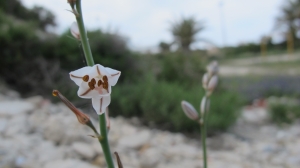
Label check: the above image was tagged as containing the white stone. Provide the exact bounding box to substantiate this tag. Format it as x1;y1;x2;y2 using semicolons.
0;101;34;117
139;148;162;168
43;159;98;168
72;142;96;159
118;130;151;149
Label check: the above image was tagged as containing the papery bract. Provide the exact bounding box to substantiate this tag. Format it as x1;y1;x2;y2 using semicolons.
70;64;121;115
70;22;80;40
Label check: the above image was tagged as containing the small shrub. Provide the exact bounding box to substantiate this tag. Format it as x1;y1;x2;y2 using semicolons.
111;76;243;134
268;97;300;125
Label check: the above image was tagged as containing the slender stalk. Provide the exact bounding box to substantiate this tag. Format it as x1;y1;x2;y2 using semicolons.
75;0;94;66
74;1;114;167
99;115;115;168
200;96;209;168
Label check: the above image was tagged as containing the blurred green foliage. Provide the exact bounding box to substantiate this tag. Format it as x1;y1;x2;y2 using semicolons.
111;74;243;133
268;98;300;125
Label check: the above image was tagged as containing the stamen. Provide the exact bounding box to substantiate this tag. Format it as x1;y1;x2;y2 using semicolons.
103;81;108;90
98;80;103;87
82;75;89;82
103;75;108;82
88;81;95;90
91;78;96;84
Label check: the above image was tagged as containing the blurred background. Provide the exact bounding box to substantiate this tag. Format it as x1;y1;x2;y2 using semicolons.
1;0;300;167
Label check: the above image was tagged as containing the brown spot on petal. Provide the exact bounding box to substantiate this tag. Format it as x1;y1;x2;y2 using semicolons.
80;88;92;96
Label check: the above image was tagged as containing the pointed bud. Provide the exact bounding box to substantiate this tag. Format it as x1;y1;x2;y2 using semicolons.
70;22;80;40
202;73;209;89
207;75;218;93
181;101;199;121
207;61;219;76
52;90;90;125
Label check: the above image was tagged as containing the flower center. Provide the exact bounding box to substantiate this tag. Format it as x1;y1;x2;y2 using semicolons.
82;75;109;92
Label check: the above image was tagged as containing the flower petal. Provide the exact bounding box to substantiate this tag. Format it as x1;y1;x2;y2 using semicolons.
105;67;121;86
70;66;93;86
77;83;99;98
92;96;111;115
94;85;112;97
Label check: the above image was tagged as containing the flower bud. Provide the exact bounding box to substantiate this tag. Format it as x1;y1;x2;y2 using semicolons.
181;100;199;121
202;73;209;89
207;61;218;76
52;90;90;125
207;75;218;92
70;22;80;40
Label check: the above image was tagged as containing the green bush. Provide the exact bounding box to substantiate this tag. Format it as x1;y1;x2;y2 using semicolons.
156;52;206;85
111;76;243;133
269;98;300;125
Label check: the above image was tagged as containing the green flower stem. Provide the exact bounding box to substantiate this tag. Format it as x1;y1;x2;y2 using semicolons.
200;96;209;168
74;1;114;167
99;115;115;168
75;0;94;66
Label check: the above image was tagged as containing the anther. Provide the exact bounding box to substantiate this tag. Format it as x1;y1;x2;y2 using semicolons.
88;81;95;90
103;76;108;82
82;75;89;82
103;81;108;90
91;78;96;84
98;80;103;87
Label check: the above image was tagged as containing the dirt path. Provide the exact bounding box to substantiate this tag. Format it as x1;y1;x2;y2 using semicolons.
219;54;300;76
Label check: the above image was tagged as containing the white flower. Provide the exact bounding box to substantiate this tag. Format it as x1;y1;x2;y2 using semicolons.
69;64;121;115
70;22;80;40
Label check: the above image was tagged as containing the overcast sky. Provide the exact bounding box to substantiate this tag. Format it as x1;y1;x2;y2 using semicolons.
22;0;284;51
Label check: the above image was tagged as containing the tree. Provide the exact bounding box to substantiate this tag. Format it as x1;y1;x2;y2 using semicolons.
158;41;171;53
170;16;204;52
274;0;300;45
